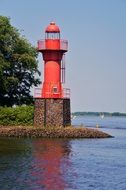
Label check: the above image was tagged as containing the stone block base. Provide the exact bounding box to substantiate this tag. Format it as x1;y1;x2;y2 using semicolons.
34;98;71;127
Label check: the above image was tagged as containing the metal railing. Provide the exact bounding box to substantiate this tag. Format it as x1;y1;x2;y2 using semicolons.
37;39;68;51
63;88;70;99
34;86;70;99
34;87;42;98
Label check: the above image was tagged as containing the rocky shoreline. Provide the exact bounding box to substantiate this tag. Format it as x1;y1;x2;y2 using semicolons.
0;126;113;138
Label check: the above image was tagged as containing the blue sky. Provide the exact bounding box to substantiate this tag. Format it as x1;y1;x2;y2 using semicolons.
0;0;126;112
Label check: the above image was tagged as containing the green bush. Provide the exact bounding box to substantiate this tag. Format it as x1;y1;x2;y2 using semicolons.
0;106;34;126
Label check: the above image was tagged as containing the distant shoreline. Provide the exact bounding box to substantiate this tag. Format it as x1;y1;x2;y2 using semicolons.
72;112;126;117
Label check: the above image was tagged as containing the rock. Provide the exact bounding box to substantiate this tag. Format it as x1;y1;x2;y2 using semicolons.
0;126;113;138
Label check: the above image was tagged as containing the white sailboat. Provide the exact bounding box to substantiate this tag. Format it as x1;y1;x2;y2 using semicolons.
100;113;104;119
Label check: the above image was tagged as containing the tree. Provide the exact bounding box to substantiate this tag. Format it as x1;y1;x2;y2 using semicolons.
0;16;41;106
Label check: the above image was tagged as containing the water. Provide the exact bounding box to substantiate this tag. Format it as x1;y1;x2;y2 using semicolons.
0;116;126;190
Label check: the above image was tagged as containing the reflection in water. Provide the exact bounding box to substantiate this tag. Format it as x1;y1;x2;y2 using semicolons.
30;139;76;190
0;138;77;190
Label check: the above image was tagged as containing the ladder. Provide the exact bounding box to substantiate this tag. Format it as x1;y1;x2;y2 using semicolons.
61;54;65;83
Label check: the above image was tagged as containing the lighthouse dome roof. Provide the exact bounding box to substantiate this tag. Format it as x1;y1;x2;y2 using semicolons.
45;22;60;33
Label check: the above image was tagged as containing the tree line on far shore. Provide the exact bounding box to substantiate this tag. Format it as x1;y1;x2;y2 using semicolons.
72;112;126;117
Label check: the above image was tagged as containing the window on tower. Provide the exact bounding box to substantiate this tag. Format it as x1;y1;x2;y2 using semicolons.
45;32;60;39
53;87;58;93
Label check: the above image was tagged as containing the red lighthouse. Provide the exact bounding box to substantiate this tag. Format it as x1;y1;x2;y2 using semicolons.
34;22;71;127
38;22;68;98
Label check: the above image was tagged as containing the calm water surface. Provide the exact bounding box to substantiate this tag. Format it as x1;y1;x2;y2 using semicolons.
0;116;126;190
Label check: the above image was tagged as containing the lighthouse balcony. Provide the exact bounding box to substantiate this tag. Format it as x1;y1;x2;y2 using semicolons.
63;88;70;99
34;87;70;99
37;39;68;51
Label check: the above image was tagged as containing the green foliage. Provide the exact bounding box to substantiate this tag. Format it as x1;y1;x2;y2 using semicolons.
0;16;41;106
0;106;34;126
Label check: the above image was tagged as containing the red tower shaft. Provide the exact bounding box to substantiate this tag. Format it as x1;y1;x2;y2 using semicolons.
37;22;68;98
